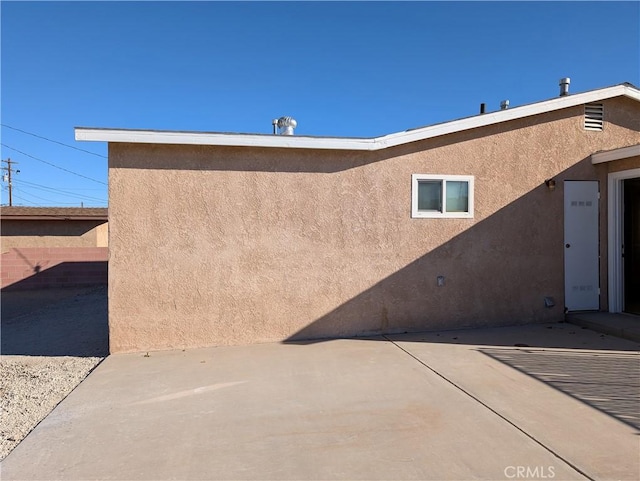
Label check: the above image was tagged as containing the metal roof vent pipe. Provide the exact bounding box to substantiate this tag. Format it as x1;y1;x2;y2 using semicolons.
500;100;509;110
559;77;571;96
276;116;297;135
480;103;486;114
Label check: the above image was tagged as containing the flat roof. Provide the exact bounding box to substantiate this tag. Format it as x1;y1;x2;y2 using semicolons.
76;83;640;152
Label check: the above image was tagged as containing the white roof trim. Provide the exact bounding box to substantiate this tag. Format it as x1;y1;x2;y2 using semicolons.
591;144;640;164
76;84;640;152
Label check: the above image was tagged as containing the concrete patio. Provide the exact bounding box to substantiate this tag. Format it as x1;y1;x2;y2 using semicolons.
1;322;639;480
567;311;640;343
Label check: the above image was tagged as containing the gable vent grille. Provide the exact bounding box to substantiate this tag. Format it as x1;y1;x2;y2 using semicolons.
584;103;604;131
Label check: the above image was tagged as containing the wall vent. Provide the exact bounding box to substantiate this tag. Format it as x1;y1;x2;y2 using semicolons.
584;103;604;131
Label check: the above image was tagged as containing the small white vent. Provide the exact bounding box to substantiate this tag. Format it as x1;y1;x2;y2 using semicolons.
584;103;604;131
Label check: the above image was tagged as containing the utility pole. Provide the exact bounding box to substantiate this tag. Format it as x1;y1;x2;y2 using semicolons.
1;158;19;206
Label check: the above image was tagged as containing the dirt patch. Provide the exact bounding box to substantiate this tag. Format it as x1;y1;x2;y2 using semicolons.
0;286;108;460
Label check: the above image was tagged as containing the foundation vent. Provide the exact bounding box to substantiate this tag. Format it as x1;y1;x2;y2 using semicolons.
584;103;604;131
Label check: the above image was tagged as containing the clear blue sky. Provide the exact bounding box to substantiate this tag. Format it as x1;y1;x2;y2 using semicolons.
1;1;638;207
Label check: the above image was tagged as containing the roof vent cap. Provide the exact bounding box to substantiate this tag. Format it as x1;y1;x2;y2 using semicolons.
276;116;297;135
500;100;509;110
559;77;570;96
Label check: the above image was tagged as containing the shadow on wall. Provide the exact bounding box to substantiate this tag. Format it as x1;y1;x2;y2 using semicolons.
480;347;640;431
1;285;109;357
2;260;108;291
0;220;105;238
283;157;602;343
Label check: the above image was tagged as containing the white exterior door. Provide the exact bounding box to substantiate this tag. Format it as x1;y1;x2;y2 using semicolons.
564;181;600;311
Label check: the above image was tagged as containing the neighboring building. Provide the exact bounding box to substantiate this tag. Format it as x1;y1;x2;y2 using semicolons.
1;207;108;249
76;82;640;353
1;207;108;290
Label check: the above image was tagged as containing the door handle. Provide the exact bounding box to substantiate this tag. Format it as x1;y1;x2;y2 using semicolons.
566;244;571;248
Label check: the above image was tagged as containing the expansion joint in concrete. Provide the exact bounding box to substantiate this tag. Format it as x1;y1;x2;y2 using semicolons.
382;335;595;481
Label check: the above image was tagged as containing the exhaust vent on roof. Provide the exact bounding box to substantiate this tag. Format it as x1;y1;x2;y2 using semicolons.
276;116;297;135
559;77;570;96
584;103;604;131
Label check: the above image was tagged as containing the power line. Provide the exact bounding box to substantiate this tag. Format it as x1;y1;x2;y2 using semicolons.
14;179;107;203
0;143;107;185
17;185;106;204
13;186;102;206
3;184;104;207
7;191;42;207
13;187;76;205
1;124;107;158
15;178;107;198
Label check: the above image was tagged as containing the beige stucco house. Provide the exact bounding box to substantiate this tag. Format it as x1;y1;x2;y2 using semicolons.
77;82;640;353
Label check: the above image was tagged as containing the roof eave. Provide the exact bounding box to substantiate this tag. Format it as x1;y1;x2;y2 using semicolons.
75;128;378;151
1;215;108;221
76;84;640;152
591;144;640;164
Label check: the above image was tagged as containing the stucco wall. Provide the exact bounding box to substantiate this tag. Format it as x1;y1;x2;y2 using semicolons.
1;220;108;250
108;97;640;352
95;222;109;247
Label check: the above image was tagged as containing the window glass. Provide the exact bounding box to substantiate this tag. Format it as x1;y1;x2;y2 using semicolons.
411;174;474;218
417;181;442;211
445;181;469;212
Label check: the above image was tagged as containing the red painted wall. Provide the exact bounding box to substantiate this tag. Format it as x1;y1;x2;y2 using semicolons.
1;247;108;290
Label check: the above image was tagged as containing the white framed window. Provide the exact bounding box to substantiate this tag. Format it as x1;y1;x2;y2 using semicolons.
411;174;474;218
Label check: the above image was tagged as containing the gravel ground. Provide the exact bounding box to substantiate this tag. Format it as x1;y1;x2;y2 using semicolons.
0;356;102;460
0;286;108;460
